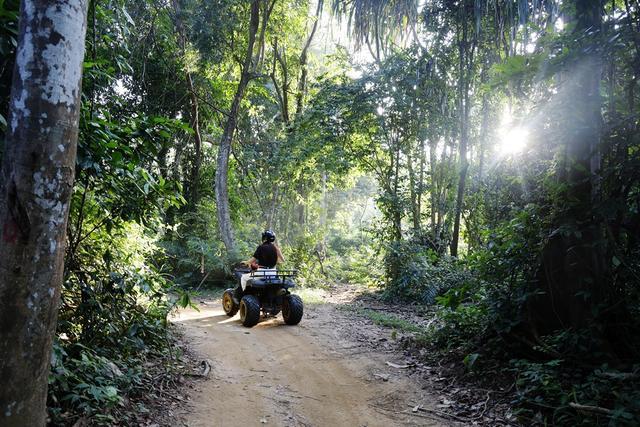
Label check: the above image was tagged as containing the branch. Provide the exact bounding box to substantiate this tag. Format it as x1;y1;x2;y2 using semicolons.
569;403;613;416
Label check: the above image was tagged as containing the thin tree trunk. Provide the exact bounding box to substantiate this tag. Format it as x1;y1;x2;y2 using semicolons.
429;140;437;233
255;0;276;70
451;17;469;257
215;0;260;253
271;39;290;125
392;139;402;240
171;0;202;205
295;0;323;118
320;171;327;228
407;148;419;232
417;137;426;231
451;10;475;257
0;1;89;424
187;73;203;203
478;92;489;182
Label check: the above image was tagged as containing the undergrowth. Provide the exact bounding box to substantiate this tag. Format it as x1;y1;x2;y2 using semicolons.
341;306;422;334
347;224;640;426
48;224;194;425
411;210;640;426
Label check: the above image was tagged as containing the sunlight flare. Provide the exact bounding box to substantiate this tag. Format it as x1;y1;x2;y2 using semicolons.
497;106;528;155
498;126;529;155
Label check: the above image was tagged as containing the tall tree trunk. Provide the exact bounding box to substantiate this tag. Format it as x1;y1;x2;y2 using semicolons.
320;171;327;228
0;1;89;424
187;73;203;203
291;0;323;226
417;137;426;231
271;39;290;125
392;139;402;240
429;140;437;233
532;0;605;332
171;0;203;205
215;0;260;253
407;148;420;232
451;13;473;257
478;91;489;182
295;0;323;119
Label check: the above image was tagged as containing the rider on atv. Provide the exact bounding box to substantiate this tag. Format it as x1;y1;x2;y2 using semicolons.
233;230;285;303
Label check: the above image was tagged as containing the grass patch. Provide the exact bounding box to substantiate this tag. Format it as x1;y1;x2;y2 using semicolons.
342;306;422;333
194;287;226;300
296;287;326;305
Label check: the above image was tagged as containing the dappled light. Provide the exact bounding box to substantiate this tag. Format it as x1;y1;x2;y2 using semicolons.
0;0;639;425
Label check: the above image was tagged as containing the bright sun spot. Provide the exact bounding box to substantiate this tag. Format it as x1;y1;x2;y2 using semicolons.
497;106;528;156
499;126;529;155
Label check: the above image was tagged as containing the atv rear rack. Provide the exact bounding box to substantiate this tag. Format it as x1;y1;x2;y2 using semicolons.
249;269;298;280
232;267;298;282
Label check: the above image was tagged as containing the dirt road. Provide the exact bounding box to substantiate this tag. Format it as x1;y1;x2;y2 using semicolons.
173;290;449;427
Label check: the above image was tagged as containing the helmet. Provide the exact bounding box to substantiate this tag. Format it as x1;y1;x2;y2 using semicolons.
261;230;276;242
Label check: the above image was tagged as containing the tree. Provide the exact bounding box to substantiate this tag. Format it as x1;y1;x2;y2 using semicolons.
450;0;478;257
215;0;265;253
171;0;204;205
0;0;89;424
533;0;607;331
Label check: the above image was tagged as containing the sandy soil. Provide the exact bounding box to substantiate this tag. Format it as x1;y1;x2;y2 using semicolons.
172;289;452;427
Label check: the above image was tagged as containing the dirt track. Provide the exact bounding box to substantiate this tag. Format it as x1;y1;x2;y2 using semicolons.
172;289;450;427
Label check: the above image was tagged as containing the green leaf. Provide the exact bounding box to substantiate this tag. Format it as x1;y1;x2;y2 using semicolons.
177;292;191;309
463;353;480;371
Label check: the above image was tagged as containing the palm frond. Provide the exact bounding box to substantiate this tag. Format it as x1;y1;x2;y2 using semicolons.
331;0;418;52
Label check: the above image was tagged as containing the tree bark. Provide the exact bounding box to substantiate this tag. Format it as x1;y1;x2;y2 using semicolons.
215;0;260;253
417;137;426;231
532;0;605;332
451;11;474;257
477;91;489;182
294;0;322;119
0;1;89;424
407;148;419;232
171;0;203;205
392;138;402;240
271;39;290;125
187;73;203;203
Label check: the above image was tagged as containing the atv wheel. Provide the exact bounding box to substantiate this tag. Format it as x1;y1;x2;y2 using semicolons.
282;294;303;325
222;289;239;316
239;295;261;327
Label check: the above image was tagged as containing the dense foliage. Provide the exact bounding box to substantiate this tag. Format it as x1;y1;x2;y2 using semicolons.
1;0;639;424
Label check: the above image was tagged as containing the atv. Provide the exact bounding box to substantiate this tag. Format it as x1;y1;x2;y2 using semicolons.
222;268;303;327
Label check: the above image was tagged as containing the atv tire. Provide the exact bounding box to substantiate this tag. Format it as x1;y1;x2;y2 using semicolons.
222;289;239;317
240;295;261;327
282;294;303;325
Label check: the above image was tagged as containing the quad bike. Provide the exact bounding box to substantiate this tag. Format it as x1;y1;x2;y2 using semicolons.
222;268;303;327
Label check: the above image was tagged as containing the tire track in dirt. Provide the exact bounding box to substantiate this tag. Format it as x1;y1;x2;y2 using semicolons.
173;293;450;427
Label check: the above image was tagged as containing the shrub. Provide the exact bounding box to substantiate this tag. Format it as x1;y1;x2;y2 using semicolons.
383;240;475;304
